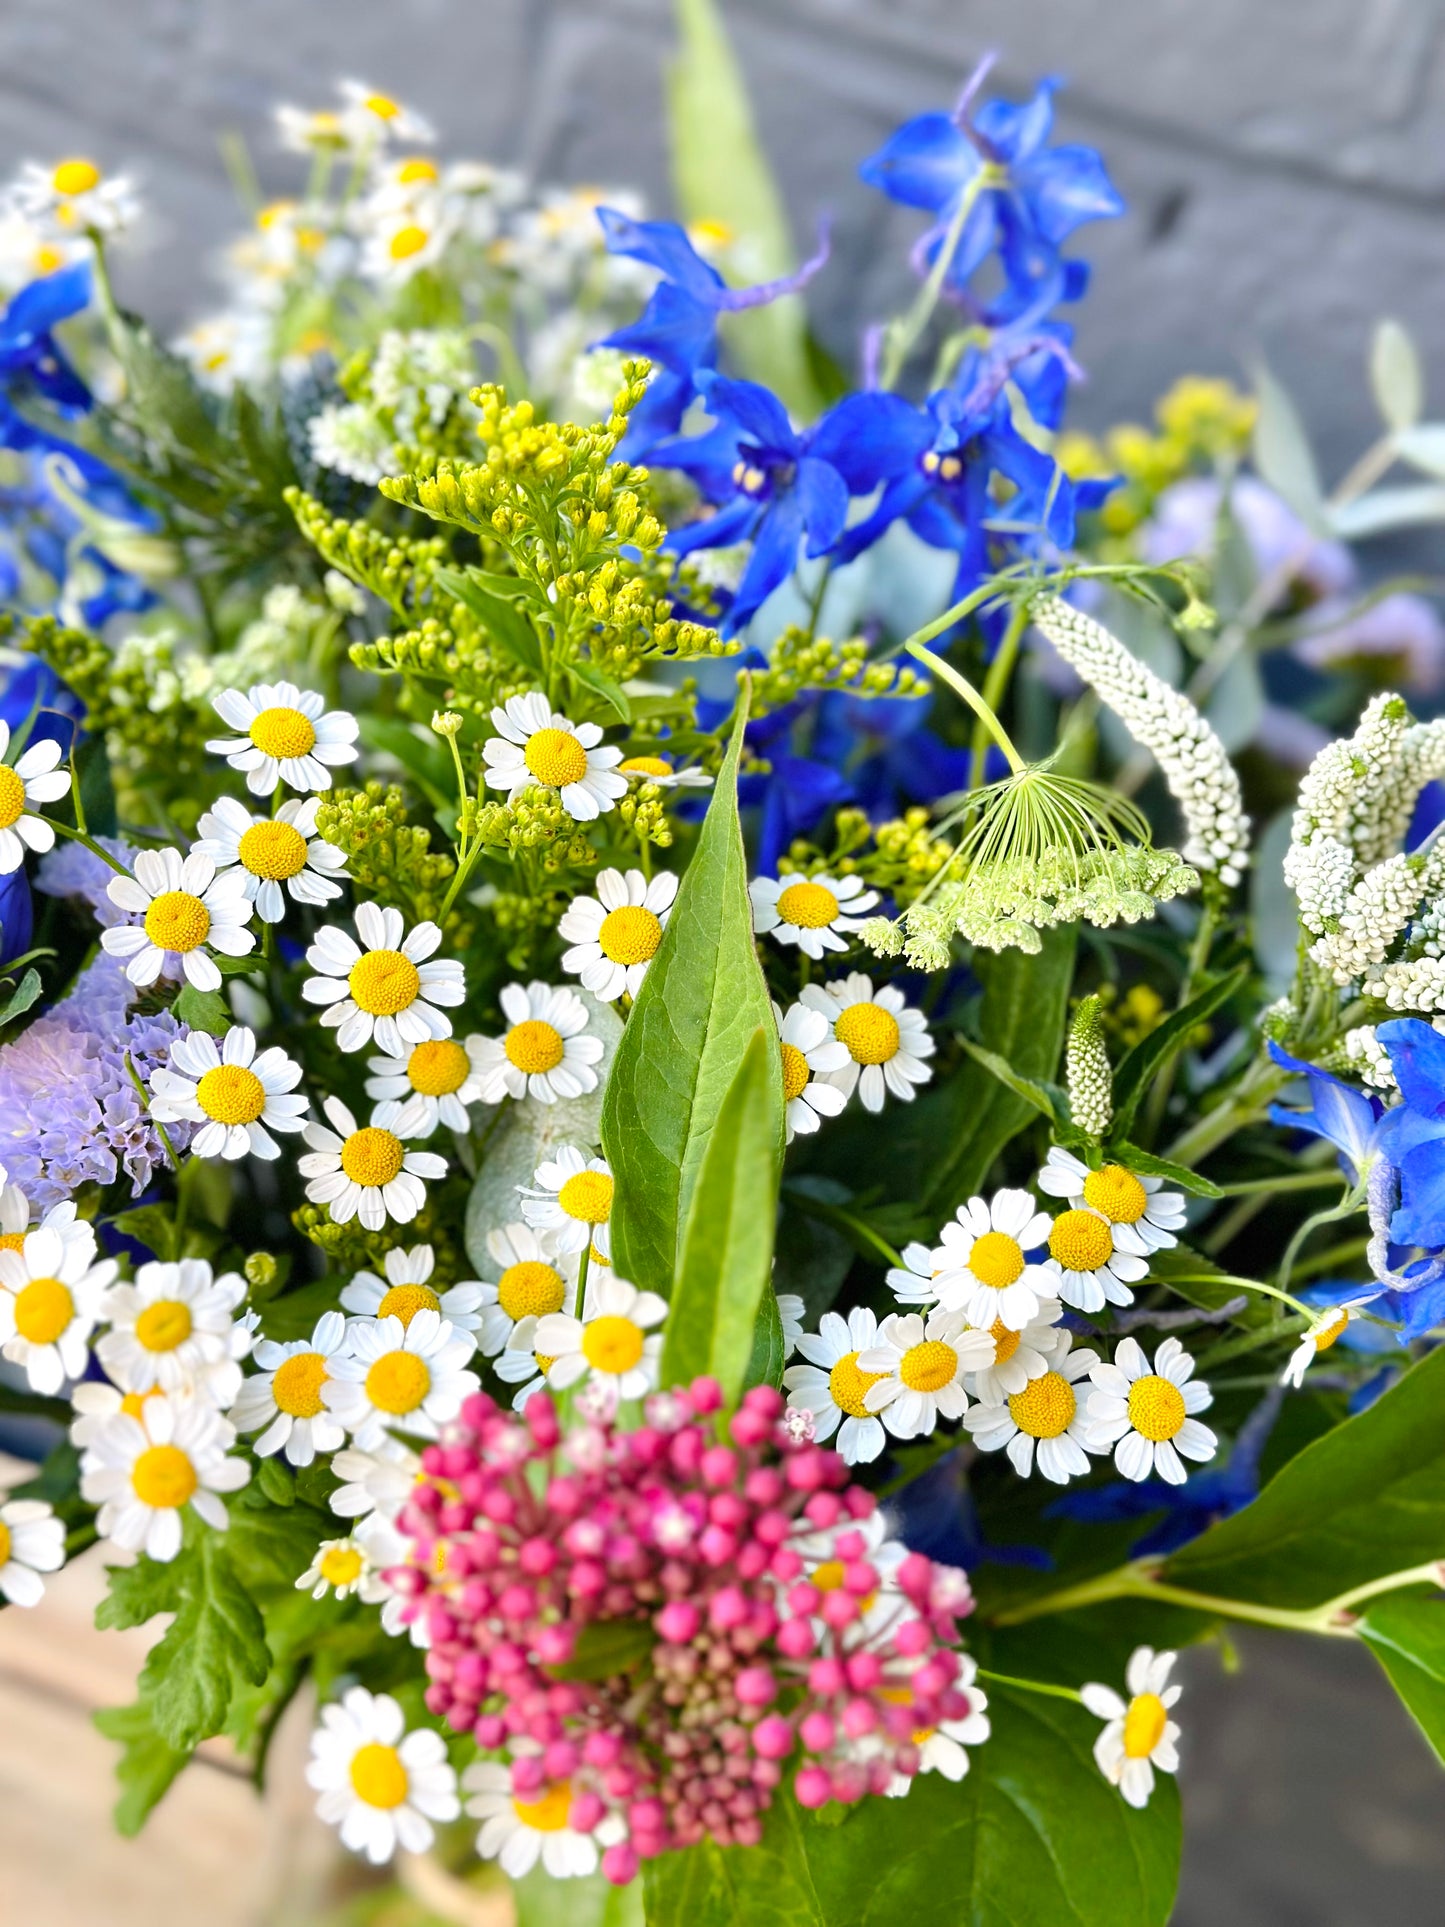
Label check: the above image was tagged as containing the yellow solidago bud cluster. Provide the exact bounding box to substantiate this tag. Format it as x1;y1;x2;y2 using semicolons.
350;608;531;720
750;627;928;721
286;489;446;618
1055;375;1257;544
779;808;951;908
314;782;458;927
468;787;600;872
489;887;573;971
615;786;673;852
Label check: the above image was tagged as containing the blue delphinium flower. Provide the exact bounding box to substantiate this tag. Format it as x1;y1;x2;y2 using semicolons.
1267;1041;1388;1185
1376;1019;1445;1252
0;261;93;415
0;865;32;970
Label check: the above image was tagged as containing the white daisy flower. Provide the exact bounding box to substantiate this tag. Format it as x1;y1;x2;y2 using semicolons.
962;1331;1103;1484
1043;1203;1151;1313
148;1024;308;1161
965;1300;1065;1404
1081;1646;1182;1809
750;871;880;960
79;1396;250;1561
299;1096;448;1231
328;1440;422;1526
466;1762;622;1879
96;1259;250;1400
364;1035;486;1135
616;753;713;790
275;104;355;156
518;1146;613;1260
205;681;359;795
885;1653;991;1795
776;999;849;1143
885;1242;948;1308
337;82;435;146
307;1687;458;1866
0;1497;65;1607
230;1311;350;1466
322;1309;479;1448
0;718;71;873
931;1189;1056;1331
777;1291;805;1359
0;1226;116;1394
0;1183;93;1264
783;1306;891;1465
492;1315;555;1410
473;982;604;1106
1084;1337;1218;1485
100;846;256;992
801;972;934;1113
302;902;465;1055
558;867;678;1001
482;691;626;821
1036;1147;1186;1255
12;158;139;237
194;794;348;922
472;1222;576;1357
69;1377;174;1450
340;1243;487;1337
1281;1298;1375;1388
857;1310;994;1441
534;1274;666;1403
296;1534;388;1603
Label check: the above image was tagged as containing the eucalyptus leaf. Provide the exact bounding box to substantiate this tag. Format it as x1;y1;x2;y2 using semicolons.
1108;964;1248;1141
1370;319;1423;434
1329;484;1445;541
1252;362;1328;535
1393;422;1445;479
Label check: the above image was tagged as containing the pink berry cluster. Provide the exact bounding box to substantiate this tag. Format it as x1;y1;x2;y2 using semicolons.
388;1377;978;1884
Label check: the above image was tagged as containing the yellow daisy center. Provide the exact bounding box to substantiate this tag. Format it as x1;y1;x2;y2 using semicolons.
196;1064;267;1126
534;1351;557;1375
397;157;439;185
812;1559;846;1593
557;1170;613;1224
238;819;309;881
257;201;294;231
899;1339;958;1394
407;1038;471;1097
53;159;100;196
1123;1691;1168;1760
0;1231;26;1253
512;1782;572;1832
388;223;430;260
293;328;335;357
780;1041;811;1103
497;1260;566;1321
34;244;65;276
598;904;663;966
144;890;210;955
776;881;840;930
990;1317;1022;1365
581;1314;644;1375
1313;1308;1350;1353
318;1544;365;1588
0;1520;9;1566
619;755;672;778
135;1299;193;1353
366;1350;431;1415
350;1742;408;1809
13;1277;74;1345
377;1282;442;1325
1127;1374;1186;1443
834;1001;900;1066
366;92;402;120
1082;1164;1149;1225
1008;1370;1076;1439
248;705;317;760
272;1351;328;1418
132;1444;198;1510
1048;1209;1114;1273
340;1128;406;1188
348;948;421;1017
968;1230;1025;1289
505;1019;565;1075
120;1391;152;1421
828;1349;887;1419
524;727;588;788
0;765;25;830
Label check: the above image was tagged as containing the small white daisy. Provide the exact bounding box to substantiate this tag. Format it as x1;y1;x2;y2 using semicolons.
777;1291;805;1359
328;1440;423;1526
323;1309;479;1448
885;1654;991;1794
750;871;880;960
0;718;71;873
885;1242;948;1308
534;1274;666;1403
340;1243;487;1337
466;1762;622;1879
0;1226;116;1394
472;1222;575;1357
1043;1203;1151;1313
299;1096;448;1231
100;846;256;992
307;1687;458;1866
230;1311;350;1466
364;1035;486;1135
616;752;713;790
361;207;454;284
1037;1148;1186;1255
962;1330;1103;1484
303;902;465;1056
1281;1298;1375;1389
12;158;139;237
1084;1337;1218;1485
0;1183;94;1264
783;1306;890;1465
518;1146;613;1260
1081;1646;1182;1809
473;982;604;1106
857;1310;994;1441
965;1300;1064;1404
492;1315;555;1410
338;81;435;145
801;972;934;1113
96;1259;250;1399
79;1396;250;1561
558;867;678;1001
194;794;348;922
931;1190;1056;1331
0;1497;64;1607
482;691;626;821
148;1025;308;1161
69;1376;177;1450
205;681;359;795
776;999;849;1142
296;1535;388;1603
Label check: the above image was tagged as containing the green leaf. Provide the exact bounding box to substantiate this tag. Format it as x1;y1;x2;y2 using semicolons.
97;1554;185;1632
1252;360;1329;535
140;1536;270;1750
516;1867;644;1927
545;1617;658;1681
110;1204;181;1263
225;1498;331;1590
173;982;231;1036
1147;1243;1272;1325
745;1286;786;1390
1395;423;1445;479
666;0;822;419
1329;483;1445;540
567;655;633;725
1370;318;1423;434
1359;1588;1445;1765
601;691;776;1294
93;1698;192;1836
1108;964;1248;1141
434;563;544;678
112;311;225;463
256;1456;296;1507
0;966;43;1030
958;1038;1064;1125
660;1026;783;1400
1166;1343;1445;1608
1110;1142;1223;1199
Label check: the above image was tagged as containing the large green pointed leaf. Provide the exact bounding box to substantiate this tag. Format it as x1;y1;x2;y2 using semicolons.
601;694;776;1295
660;1026;783;1400
1165;1344;1445;1607
516;1868;644;1927
1359;1589;1445;1765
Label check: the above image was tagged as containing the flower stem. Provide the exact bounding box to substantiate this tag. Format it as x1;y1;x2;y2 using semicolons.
46;818;129;874
968;602;1028;789
907;641;1025;774
975;1668;1084;1705
879;167;996;391
1163;1270;1318;1324
573;1242;591;1319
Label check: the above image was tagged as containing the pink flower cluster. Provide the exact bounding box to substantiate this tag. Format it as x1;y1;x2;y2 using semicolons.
388;1377;977;1883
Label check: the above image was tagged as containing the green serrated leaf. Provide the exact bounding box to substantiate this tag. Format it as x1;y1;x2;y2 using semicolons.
225;1497;331;1589
97;1553;187;1632
140;1536;270;1750
1108;964;1248;1141
173;981;232;1036
1359;1588;1445;1765
113;311;225;463
94;1698;192;1836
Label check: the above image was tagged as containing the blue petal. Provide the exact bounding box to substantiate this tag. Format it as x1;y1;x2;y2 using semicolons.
600;282;719;377
1378;1017;1445;1119
795;456;848;558
594;208;724;304
755;751;852;871
727;492;806;635
696;372;796;455
973;81;1058;167
858;113;977;213
1392;1137;1445;1248
806;391;930;494
1020;145;1127;243
0;262;93;346
663;494;757;558
0;866;32;969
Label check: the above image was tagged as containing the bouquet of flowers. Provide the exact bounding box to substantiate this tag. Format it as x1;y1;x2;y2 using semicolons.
2;10;1445;1921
